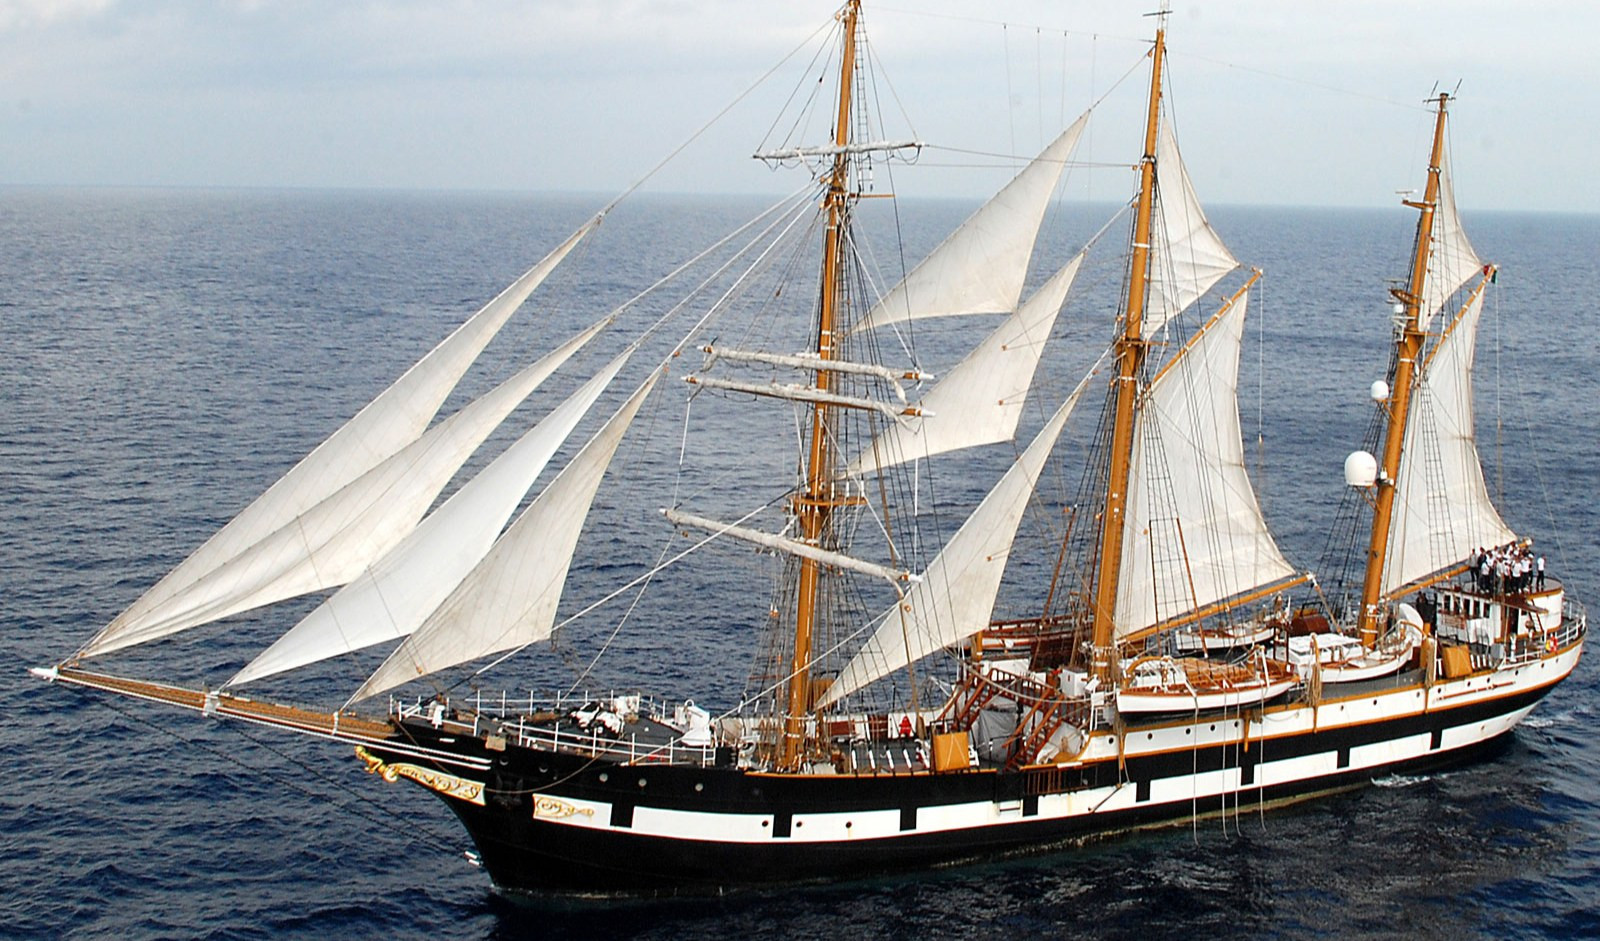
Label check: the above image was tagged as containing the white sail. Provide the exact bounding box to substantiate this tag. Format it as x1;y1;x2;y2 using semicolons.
1382;285;1513;595
81;219;601;658
820;370;1092;707
1145;119;1239;337
1421;152;1483;332
852;114;1086;334
228;349;632;687
80;316;611;657
349;371;660;703
1114;289;1295;639
848;249;1084;474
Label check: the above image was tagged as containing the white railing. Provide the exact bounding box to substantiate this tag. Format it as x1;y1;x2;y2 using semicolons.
388;689;717;767
497;716;719;767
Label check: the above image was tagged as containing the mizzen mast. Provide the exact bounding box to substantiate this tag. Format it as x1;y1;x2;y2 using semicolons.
1086;26;1166;681
781;0;861;769
1356;93;1451;645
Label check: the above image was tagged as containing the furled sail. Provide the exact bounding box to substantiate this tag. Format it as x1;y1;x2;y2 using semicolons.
819;369;1093;707
1145;120;1239;337
1114;288;1295;639
1382;283;1513;595
227;349;632;687
852;114;1087;334
80;219;601;659
1420;151;1483;332
80;316;611;657
848;249;1084;474
348;370;661;703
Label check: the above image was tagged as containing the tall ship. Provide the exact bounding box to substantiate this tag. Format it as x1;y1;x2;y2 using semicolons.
34;3;1585;893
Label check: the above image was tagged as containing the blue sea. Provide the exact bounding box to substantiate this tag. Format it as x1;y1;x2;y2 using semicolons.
2;187;1596;940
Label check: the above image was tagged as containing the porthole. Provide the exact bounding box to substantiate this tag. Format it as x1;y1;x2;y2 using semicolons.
638;778;647;788
694;782;704;793
598;772;609;783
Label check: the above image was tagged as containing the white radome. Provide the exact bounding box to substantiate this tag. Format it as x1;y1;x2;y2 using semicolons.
1345;450;1378;487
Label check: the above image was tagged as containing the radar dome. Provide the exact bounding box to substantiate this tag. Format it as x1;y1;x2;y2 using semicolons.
1344;450;1378;487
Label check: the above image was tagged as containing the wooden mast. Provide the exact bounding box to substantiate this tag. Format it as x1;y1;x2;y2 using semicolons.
1356;93;1450;646
781;0;860;769
1086;26;1165;681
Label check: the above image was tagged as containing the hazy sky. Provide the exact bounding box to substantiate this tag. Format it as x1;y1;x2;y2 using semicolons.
2;0;1592;212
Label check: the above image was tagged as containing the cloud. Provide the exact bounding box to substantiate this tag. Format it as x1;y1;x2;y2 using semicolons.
0;0;1594;210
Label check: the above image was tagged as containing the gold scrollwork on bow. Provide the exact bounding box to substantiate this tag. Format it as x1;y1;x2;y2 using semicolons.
355;746;485;806
532;796;595;820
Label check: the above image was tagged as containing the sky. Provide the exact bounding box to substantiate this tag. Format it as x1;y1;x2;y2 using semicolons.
1;0;1593;212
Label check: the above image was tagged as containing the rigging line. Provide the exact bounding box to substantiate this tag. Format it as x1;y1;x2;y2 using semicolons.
908;51;1141;166
68;684;464;858
663;192;822;359
630;185;817;349
599;15;834;217
1036;27;1045;152
460;499;780;687
1502;291;1565;559
564;532;669;695
863;20;921;144
875;5;1150;47
758;12;841;153
1004;23;1016;165
1170;49;1422;112
909;157;1127;171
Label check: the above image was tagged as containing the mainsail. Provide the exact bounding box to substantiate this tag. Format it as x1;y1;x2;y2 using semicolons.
80;219;601;658
821;368;1094;706
1381;282;1514;595
1114;286;1296;639
852;114;1086;334
1420;151;1483;331
848;250;1084;473
1145;119;1239;337
227;349;633;686
349;370;661;703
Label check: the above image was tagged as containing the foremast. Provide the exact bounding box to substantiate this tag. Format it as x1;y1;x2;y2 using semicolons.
1086;26;1166;682
781;0;861;770
1356;93;1450;645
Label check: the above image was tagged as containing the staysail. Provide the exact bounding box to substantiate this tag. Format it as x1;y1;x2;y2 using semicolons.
820;368;1094;706
80;219;601;658
1113;286;1296;639
348;370;661;703
227;349;633;686
87;318;611;657
1381;282;1513;595
848;249;1084;473
852;114;1086;334
1145;119;1239;337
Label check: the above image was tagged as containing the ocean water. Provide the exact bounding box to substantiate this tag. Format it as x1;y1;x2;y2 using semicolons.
2;187;1596;940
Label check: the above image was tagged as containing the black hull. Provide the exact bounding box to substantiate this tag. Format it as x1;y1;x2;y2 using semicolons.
369;673;1564;895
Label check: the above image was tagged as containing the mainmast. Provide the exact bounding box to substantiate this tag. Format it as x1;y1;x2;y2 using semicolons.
1086;26;1166;681
1356;93;1450;645
781;0;860;769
